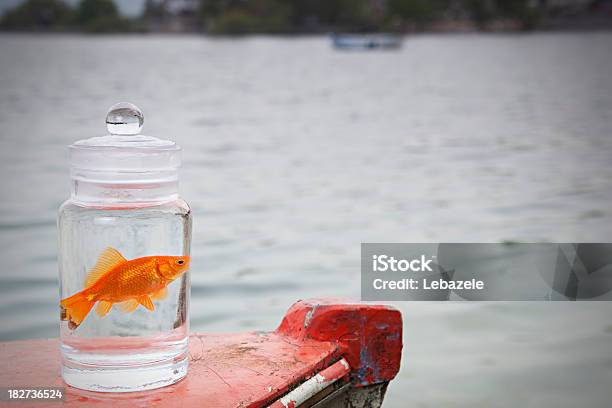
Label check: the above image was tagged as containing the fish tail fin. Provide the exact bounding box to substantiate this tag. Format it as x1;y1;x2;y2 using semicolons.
60;291;95;330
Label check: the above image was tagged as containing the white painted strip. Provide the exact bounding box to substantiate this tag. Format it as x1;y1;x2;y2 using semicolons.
277;358;350;408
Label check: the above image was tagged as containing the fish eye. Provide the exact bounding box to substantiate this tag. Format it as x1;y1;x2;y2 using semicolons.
177;260;184;265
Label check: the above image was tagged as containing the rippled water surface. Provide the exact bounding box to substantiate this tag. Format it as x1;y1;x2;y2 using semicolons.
0;33;611;407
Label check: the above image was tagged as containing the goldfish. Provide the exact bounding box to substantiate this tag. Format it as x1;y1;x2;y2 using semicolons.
60;247;190;330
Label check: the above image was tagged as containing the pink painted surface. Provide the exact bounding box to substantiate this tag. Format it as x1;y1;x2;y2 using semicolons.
0;332;340;408
0;299;403;407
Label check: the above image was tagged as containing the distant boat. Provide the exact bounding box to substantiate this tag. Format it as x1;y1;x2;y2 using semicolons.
331;33;402;50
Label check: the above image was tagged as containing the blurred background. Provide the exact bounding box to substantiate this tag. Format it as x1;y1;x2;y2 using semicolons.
1;1;612;407
1;0;612;33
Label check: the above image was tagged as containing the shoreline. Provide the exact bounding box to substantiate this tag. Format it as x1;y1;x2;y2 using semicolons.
1;27;612;37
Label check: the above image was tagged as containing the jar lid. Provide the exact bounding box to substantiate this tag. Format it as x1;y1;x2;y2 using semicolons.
69;103;181;184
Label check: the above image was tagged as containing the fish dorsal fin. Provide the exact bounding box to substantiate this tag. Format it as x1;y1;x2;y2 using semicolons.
85;247;127;288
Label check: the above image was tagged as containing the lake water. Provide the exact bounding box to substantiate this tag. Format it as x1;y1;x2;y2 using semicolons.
0;33;611;407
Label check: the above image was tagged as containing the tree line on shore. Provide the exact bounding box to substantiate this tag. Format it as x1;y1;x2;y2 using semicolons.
0;0;604;34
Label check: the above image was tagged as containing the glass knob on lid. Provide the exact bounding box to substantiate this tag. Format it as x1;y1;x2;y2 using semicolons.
68;103;182;204
105;102;144;135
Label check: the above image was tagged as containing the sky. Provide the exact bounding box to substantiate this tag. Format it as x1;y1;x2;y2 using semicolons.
0;0;146;17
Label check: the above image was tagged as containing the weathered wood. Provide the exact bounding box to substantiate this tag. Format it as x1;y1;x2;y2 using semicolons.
311;383;388;408
276;299;403;386
0;333;340;407
0;299;402;407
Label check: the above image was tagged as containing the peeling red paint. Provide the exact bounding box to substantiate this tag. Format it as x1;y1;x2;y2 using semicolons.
269;358;350;408
276;299;403;387
317;359;350;382
0;298;402;407
0;333;340;408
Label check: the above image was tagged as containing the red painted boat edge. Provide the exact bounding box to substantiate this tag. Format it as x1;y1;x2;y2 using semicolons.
0;298;403;407
268;358;351;408
276;298;403;387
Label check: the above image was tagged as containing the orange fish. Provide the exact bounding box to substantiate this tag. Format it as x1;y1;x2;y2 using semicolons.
60;247;190;330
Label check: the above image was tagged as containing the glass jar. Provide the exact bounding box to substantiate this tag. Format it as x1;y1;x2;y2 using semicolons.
58;103;192;392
